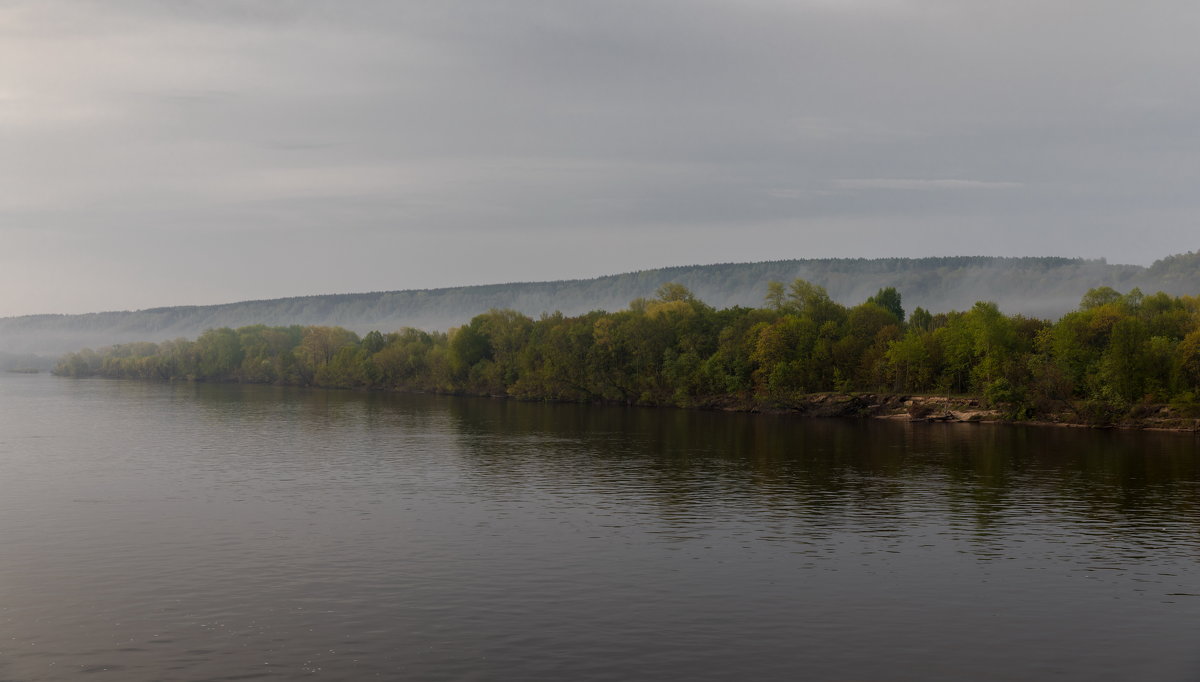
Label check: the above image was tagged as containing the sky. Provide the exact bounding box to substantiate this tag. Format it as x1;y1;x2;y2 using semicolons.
2;0;1198;317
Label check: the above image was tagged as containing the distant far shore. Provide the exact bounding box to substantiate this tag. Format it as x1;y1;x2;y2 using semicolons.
49;279;1200;434
7;250;1200;357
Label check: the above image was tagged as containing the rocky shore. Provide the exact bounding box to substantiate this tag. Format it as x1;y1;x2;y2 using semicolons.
771;392;1200;433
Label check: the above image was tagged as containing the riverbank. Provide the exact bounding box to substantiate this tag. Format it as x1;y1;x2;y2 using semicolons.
46;367;1200;433
741;392;1200;433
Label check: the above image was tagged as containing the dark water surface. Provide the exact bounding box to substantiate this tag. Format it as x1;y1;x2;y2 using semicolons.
1;373;1198;681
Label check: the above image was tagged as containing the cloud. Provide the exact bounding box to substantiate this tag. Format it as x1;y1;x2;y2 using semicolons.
2;0;1200;316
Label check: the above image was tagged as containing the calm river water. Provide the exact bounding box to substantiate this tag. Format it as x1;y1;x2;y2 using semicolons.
1;373;1198;681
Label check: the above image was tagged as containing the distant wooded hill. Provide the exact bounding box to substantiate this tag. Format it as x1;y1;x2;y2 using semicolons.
3;252;1198;357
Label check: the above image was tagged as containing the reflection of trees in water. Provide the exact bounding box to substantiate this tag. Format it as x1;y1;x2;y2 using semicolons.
443;395;1200;554
175;382;1199;556
185;381;455;433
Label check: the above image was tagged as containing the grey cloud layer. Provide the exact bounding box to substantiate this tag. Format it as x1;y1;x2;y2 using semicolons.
2;0;1197;316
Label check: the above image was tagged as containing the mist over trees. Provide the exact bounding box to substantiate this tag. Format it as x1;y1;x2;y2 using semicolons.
56;280;1200;426
6;252;1200;356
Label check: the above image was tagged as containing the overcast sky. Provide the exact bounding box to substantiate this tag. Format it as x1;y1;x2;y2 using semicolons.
2;0;1198;316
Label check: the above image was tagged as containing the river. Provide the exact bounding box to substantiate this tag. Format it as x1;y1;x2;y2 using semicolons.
1;373;1198;680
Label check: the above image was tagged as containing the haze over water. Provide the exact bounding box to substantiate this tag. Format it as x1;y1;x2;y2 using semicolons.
1;372;1198;681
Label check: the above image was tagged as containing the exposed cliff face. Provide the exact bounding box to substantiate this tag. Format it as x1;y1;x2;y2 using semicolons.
3;253;1196;356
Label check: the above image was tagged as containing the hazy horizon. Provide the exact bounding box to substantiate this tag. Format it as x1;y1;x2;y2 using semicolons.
4;1;1199;317
0;252;1152;320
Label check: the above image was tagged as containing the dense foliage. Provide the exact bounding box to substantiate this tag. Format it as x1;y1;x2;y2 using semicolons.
55;282;1200;424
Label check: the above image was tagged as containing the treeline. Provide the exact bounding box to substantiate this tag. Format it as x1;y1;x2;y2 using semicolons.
10;252;1200;357
55;282;1200;424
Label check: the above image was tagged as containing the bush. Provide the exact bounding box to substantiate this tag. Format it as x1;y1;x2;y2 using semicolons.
1076;387;1127;426
984;378;1033;420
1168;392;1200;418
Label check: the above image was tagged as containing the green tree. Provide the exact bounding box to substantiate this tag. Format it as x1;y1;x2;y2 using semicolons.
296;326;359;385
194;328;244;379
1080;286;1122;310
1099;317;1147;403
448;318;494;386
655;282;695;302
886;329;933;392
764;281;786;311
362;330;386;353
867;287;905;323
786;279;846;326
909;306;933;332
1175;329;1200;393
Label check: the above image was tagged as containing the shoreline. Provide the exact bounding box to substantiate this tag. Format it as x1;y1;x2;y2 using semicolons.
756;392;1200;434
42;372;1200;434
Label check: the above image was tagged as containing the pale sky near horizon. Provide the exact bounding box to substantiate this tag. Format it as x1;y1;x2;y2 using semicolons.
2;0;1198;317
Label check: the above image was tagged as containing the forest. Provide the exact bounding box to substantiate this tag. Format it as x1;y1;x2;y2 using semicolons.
7;251;1200;356
54;280;1200;427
